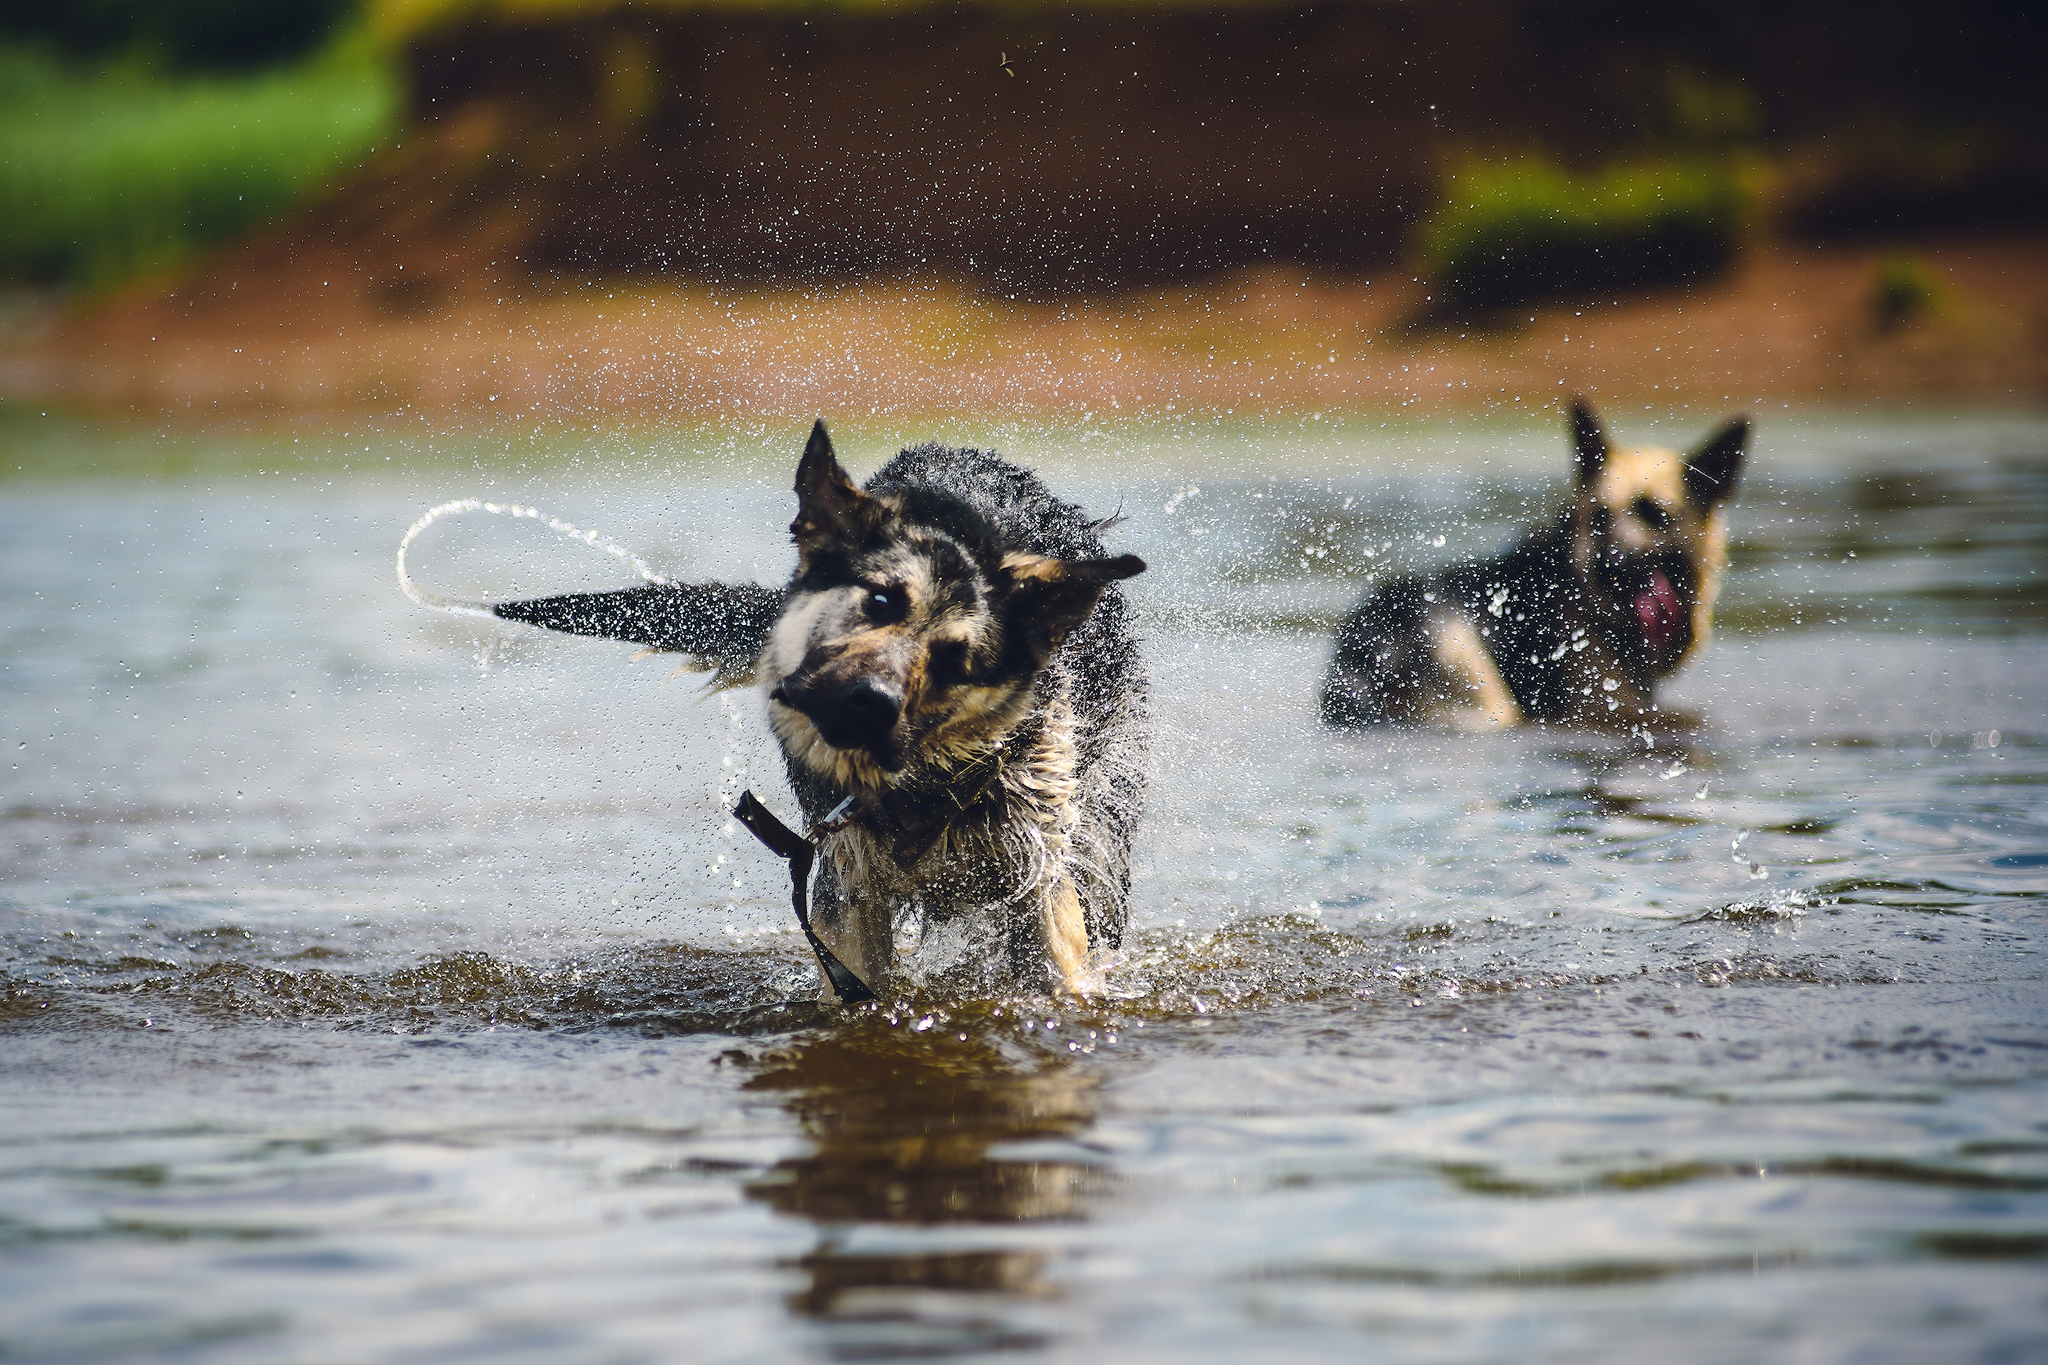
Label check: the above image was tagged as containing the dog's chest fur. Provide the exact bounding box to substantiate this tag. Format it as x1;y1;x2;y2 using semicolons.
1455;529;1666;716
817;689;1081;906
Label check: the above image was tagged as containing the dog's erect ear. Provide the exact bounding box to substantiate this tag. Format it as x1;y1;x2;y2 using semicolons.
1004;552;1146;652
1684;415;1750;507
1569;396;1609;484
790;419;875;553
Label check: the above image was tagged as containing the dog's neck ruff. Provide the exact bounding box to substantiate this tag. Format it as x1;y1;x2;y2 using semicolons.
847;713;1046;867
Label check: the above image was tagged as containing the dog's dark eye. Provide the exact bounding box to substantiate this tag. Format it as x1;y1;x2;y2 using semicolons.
1632;496;1674;531
862;585;908;625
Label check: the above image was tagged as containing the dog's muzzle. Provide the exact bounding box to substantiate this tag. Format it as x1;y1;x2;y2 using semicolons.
771;673;906;767
1633;571;1684;652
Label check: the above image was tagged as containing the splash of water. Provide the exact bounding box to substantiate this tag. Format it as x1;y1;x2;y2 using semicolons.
394;497;672;619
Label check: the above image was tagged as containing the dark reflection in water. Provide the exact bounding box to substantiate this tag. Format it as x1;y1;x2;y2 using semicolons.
745;1018;1100;1352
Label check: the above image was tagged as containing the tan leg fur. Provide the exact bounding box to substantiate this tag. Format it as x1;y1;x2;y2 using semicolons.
1039;877;1090;994
1427;614;1521;732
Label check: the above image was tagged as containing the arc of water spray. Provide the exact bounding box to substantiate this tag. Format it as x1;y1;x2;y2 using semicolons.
396;498;672;620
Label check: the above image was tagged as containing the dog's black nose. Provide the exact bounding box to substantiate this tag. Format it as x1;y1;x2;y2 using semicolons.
775;672;904;759
837;677;902;736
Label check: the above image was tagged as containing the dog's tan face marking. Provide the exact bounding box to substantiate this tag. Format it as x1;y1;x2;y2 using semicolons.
1586;448;1730;667
765;531;1023;785
766;588;838;682
1592;448;1689;552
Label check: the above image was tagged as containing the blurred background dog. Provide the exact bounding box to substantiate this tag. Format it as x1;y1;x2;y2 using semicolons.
1321;398;1747;731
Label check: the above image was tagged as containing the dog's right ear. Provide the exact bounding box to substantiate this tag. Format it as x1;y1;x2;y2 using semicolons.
1684;415;1750;507
790;419;875;554
1003;552;1147;654
1569;396;1609;484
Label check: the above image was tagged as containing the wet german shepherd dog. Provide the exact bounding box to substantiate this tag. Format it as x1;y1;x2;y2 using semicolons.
489;422;1146;996
1320;398;1748;731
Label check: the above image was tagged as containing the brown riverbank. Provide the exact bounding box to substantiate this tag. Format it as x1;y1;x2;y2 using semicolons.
4;228;2042;425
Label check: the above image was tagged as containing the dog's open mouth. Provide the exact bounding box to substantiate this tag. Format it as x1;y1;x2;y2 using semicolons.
1632;571;1686;653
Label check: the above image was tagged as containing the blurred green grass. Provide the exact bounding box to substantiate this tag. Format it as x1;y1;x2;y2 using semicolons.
1418;158;1750;314
0;38;398;286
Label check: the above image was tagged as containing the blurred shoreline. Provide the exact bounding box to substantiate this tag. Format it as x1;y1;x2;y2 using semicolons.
3;229;2043;429
5;383;2043;490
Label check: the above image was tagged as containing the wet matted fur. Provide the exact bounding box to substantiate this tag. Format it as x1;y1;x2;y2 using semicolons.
487;422;1147;995
1320;398;1749;731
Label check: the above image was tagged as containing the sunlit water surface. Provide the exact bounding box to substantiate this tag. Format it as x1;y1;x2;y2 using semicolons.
3;410;2045;1363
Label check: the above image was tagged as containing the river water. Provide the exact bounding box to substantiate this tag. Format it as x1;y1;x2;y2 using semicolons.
3;410;2044;1363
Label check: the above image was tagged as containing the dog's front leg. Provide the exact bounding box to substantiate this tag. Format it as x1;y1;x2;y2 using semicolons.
807;864;893;1000
1037;877;1091;994
1427;614;1521;731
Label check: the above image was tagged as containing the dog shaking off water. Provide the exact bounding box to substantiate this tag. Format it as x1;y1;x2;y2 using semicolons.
1320;398;1749;731
483;422;1146;996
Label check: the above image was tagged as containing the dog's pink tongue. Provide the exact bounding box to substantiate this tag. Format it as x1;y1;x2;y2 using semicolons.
1634;571;1684;650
